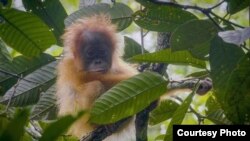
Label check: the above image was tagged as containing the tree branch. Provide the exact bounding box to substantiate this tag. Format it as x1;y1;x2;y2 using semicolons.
168;78;212;95
210;12;244;28
136;32;171;141
135;101;157;141
208;0;225;10
80;117;131;141
150;0;244;30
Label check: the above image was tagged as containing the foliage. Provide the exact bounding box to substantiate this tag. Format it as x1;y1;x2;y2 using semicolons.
0;0;249;141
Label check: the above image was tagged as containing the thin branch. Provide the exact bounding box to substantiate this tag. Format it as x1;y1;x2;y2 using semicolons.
140;5;145;54
204;12;224;30
150;0;209;11
210;12;245;28
150;0;245;30
140;28;145;54
208;0;225;10
143;31;149;37
0;69;41;85
241;43;250;51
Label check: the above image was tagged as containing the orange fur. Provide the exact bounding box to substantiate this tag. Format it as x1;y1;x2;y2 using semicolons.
56;15;137;140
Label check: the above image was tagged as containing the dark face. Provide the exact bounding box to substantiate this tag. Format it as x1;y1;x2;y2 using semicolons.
79;31;112;73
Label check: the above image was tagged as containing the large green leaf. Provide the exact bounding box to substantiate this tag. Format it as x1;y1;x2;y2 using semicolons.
0;39;12;63
226;0;250;14
130;49;206;68
65;3;133;31
223;53;250;123
0;109;29;141
0;8;56;56
134;5;197;32
22;0;67;45
0;54;55;95
39;112;84;141
170;20;217;60
123;36;147;60
31;84;57;120
149;99;179;125
0;61;57;107
205;96;231;124
90;72;167;124
164;88;196;141
210;36;246;124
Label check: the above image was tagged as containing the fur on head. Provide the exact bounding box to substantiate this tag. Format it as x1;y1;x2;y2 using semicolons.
62;15;117;58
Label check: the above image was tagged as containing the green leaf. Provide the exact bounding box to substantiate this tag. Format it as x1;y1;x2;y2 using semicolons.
223;53;250;123
0;116;9;134
226;0;250;14
22;0;67;45
164;89;196;141
0;39;12;63
0;8;56;56
186;70;209;78
134;5;197;32
31;84;57;120
90;72;167;124
149;99;179;125
0;61;57;106
130;49;206;68
0;109;29;141
123;36;147;60
65;3;133;31
170;20;217;60
210;36;246;124
0;54;55;95
39;112;84;141
189;43;210;60
205;96;231;124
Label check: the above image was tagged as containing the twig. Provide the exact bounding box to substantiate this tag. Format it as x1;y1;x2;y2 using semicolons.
208;0;225;10
140;5;145;54
150;0;205;11
204;12;224;30
241;43;250;51
143;31;149;37
210;12;244;28
0;69;41;85
150;0;244;30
